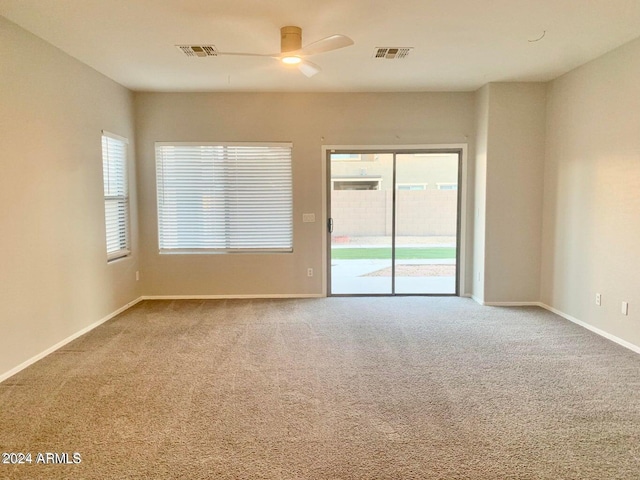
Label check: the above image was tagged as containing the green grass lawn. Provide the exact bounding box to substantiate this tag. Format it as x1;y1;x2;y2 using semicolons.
331;247;456;260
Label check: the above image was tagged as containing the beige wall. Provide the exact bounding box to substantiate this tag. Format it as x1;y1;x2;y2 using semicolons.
134;92;475;296
484;83;547;303
0;18;140;378
473;83;546;304
542;37;640;346
473;85;489;302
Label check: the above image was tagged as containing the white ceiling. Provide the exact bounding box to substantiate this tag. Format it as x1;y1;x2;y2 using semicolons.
2;0;640;92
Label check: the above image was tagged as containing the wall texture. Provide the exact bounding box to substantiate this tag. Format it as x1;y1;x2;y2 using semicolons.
472;83;546;304
542;37;640;347
473;85;489;302
484;83;547;303
134;92;475;296
0;18;140;378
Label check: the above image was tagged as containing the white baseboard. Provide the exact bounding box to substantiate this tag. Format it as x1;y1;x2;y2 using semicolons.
0;296;143;383
471;296;539;307
483;301;541;307
140;294;324;300
471;295;484;305
538;303;640;355
470;297;639;355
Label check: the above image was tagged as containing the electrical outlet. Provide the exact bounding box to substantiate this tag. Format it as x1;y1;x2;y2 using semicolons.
595;293;601;306
622;301;629;316
136;271;140;281
307;268;313;277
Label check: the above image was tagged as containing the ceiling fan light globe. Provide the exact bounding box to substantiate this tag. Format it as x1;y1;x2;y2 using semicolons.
282;56;302;65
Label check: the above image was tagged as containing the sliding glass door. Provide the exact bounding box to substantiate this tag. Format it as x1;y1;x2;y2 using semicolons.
394;153;459;294
328;150;460;296
328;153;393;294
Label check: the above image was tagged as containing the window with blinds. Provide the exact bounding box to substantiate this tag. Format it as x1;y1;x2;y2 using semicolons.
155;143;293;253
102;132;130;261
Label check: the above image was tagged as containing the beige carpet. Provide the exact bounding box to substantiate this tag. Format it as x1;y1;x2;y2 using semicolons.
1;298;639;479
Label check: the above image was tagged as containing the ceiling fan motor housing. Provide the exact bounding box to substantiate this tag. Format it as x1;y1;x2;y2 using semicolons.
281;26;302;52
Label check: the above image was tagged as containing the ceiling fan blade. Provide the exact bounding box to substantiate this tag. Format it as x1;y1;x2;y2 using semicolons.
298;60;321;78
297;34;354;56
216;51;278;58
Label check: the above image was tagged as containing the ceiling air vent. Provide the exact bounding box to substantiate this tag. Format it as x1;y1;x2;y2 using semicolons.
373;47;413;59
176;45;218;57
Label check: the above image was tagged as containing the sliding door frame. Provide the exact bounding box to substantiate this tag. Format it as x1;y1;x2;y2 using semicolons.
322;144;467;297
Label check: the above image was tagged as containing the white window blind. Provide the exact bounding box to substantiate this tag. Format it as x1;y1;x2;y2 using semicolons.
102;132;130;261
156;143;293;253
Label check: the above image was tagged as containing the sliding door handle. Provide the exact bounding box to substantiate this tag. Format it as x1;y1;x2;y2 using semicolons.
327;218;334;233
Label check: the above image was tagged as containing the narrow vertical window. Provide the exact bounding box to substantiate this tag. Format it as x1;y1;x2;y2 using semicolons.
102;132;130;261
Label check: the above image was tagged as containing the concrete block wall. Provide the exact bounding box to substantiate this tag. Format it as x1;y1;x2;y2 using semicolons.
396;190;457;236
331;190;389;236
331;190;457;237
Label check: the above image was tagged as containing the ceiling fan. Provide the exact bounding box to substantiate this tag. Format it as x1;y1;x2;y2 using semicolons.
216;26;354;77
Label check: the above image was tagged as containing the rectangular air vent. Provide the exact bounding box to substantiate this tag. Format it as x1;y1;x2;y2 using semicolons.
176;45;218;57
373;47;413;59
